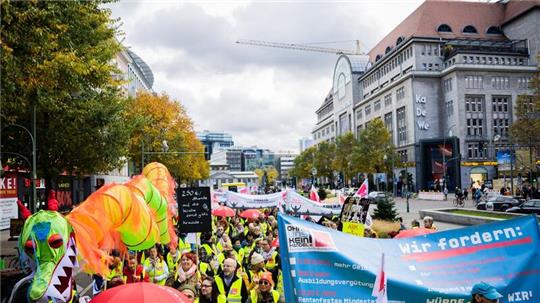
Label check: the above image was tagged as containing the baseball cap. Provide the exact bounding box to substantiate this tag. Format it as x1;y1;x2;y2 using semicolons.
471;282;503;300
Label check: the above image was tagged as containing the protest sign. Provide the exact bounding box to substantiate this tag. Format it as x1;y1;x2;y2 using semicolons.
177;187;212;233
278;213;540;303
225;190;284;209
338;196;371;235
285;190;341;216
0;174;19;230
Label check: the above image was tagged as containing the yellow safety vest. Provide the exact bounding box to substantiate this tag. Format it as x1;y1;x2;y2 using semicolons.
276;270;283;295
265;251;279;270
166;252;180;274
143;258;167;286
214;275;244;303
179;237;191;252
249;289;279;303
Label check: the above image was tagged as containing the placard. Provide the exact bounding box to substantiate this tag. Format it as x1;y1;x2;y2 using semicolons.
0;175;19;230
177;187;212;233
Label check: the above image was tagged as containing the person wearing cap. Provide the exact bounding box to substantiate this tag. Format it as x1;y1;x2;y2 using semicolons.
179;283;199;303
214;258;249;303
423;216;437;230
246;272;283;303
245;252;267;290
471;282;503;303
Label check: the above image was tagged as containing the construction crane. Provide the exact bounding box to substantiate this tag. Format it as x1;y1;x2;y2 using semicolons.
236;39;365;56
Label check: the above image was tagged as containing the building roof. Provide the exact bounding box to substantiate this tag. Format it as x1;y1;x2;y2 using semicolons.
367;0;538;62
347;55;371;73
127;50;154;88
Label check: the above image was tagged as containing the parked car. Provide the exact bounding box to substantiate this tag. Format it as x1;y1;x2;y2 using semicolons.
368;191;389;203
506;199;540;215
476;196;521;212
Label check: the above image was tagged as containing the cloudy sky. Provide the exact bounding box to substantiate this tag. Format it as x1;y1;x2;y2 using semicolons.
108;0;423;152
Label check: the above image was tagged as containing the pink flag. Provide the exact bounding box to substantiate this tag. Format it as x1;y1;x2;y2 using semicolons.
309;185;320;202
354;179;369;198
371;253;387;303
338;193;346;205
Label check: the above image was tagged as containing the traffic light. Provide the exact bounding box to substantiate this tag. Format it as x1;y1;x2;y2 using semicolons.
407;173;413;185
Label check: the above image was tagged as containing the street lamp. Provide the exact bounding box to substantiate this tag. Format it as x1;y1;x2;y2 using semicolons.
383;154;396;197
311;167;317;187
2;124;37;213
443;124;456;192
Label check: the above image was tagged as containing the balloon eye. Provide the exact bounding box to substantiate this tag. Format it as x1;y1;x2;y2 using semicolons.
48;234;63;249
24;240;35;255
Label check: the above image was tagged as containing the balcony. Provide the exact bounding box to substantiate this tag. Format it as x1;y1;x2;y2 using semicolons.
442;39;528;60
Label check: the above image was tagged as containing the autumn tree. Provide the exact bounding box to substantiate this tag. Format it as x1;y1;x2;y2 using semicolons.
354;118;397;174
254;166;279;187
126;92;209;182
510;68;539;176
333;133;358;186
314;141;336;183
289;146;316;180
1;1;135;193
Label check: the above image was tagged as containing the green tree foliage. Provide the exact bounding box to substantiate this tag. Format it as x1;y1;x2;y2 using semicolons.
354;118;398;174
314;141;336;181
254;166;279;186
373;196;398;221
334;133;357;186
509;69;539;165
289;146;316;179
1;1;135;187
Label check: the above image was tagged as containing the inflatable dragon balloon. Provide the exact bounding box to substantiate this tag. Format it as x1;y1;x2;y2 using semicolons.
16;162;178;302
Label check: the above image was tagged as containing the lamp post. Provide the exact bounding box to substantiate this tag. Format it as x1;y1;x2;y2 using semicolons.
141;139;206;172
2;124;37;213
443;124;456;192
311;167;317;188
383;154;397;197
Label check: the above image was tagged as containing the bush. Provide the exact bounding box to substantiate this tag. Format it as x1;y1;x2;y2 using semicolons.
373;196;398;221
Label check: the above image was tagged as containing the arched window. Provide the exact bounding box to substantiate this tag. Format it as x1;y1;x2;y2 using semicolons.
486;26;502;35
437;24;452;32
463;25;478;34
396;36;405;46
375;54;382;62
385;46;392;54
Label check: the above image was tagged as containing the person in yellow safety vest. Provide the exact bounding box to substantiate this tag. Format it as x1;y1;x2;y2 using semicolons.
175;251;201;290
166;246;181;276
216;242;237;271
244;252;267;290
259;239;279;271
231;237;245;266
199;232;217;275
246;272;284;303
143;246;169;285
199;276;226;303
214;258;249;303
179;234;192;252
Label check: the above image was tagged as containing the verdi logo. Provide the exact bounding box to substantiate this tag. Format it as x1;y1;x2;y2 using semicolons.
285;224;336;252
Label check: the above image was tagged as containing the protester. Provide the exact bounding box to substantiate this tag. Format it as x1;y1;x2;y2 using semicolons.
423;216;437;230
411;219;420;229
246;253;267;290
471;281;503;303
143;246;169;285
166;246;181;282
246;271;284;303
174;250;200;291
179;284;198;303
199;276;223;303
214;257;249;302
123;254;149;283
47;189;59;211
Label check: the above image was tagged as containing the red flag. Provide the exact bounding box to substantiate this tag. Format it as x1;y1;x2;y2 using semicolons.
354;179;369;198
239;187;249;194
338;193;346;205
371;253;387;303
309;185;320;202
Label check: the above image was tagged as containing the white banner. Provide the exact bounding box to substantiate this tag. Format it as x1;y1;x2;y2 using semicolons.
0;197;18;230
285;190;341;216
225;191;285;209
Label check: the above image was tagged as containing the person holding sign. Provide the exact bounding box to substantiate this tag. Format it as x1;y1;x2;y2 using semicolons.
471;282;503;303
246;272;283;303
143;246;169;285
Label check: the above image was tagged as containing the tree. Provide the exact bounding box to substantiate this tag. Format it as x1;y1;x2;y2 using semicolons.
509;68;539;177
254;166;279;186
354;118;397;174
289;147;316;180
126;92;209;182
333;133;358;186
1;1;135;192
372;196;398;221
314;141;336;184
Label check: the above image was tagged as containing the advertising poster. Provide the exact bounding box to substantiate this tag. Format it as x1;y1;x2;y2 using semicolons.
278;213;540;302
0;175;19;230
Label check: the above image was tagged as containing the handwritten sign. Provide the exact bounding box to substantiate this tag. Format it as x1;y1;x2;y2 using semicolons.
177;187;212;233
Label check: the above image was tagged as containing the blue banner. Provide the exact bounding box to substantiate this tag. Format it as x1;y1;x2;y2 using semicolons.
278;213;540;303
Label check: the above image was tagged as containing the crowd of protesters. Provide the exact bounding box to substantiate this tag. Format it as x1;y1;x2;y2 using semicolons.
93;208;285;303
